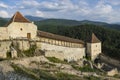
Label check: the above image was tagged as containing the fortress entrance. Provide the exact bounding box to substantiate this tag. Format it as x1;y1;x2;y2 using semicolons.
27;33;31;39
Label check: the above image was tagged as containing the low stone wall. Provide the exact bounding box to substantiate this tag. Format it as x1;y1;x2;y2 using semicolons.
0;40;31;58
39;42;85;61
0;39;85;60
0;41;11;58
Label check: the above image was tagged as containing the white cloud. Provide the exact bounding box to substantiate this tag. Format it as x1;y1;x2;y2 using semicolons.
95;1;113;14
107;0;120;6
0;10;9;17
36;10;44;17
17;0;40;9
39;1;63;11
0;0;119;23
22;0;39;7
0;2;8;8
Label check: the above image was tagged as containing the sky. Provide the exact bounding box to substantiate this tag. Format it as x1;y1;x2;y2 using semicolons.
0;0;120;23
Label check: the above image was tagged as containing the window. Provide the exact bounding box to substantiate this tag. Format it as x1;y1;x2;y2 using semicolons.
20;28;23;31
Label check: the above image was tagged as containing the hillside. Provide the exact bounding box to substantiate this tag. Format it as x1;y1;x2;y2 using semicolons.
25;15;45;21
0;16;120;30
35;19;120;30
0;56;119;80
0;18;7;26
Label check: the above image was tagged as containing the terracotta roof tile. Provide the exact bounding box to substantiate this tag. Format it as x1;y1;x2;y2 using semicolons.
5;11;31;26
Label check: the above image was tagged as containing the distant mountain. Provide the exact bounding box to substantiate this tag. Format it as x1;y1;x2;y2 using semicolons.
113;22;120;25
0;15;120;31
35;19;81;27
35;19;120;31
0;17;8;26
25;15;45;21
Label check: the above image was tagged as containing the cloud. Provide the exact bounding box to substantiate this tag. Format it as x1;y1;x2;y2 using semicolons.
17;0;40;9
0;0;119;23
36;10;44;17
95;1;113;14
22;0;39;7
38;2;63;11
0;10;9;17
0;2;8;8
13;0;120;22
107;0;120;6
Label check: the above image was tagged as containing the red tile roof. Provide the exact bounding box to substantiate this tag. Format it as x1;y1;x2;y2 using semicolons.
5;11;31;26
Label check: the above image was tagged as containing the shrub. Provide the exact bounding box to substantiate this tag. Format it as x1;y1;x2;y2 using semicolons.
84;76;101;80
32;69;57;80
11;63;40;80
23;45;36;57
56;72;82;80
46;57;67;64
114;74;120;78
72;65;94;72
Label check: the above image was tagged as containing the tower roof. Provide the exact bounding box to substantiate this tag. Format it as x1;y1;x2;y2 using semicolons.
88;33;101;43
5;11;31;26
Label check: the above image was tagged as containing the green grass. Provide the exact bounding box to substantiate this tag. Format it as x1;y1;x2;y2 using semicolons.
33;69;83;80
56;72;82;80
114;74;120;78
46;57;67;64
23;45;36;57
84;76;101;80
32;69;57;80
11;63;40;80
72;65;95;72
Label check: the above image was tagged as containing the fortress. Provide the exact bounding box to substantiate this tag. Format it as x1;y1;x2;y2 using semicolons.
0;12;101;61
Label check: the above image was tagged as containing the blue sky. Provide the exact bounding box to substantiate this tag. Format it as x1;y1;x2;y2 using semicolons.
0;0;120;23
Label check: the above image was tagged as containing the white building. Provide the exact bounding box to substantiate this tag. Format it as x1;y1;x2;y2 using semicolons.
0;11;37;40
87;33;102;61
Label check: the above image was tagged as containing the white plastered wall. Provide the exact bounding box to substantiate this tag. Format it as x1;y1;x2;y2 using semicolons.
87;42;101;60
7;22;37;39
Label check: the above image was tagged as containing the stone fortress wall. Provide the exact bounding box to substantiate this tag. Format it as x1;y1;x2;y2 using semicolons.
0;27;9;40
0;37;85;62
36;37;85;61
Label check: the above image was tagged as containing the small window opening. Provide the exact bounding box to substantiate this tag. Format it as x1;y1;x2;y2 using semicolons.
20;28;23;31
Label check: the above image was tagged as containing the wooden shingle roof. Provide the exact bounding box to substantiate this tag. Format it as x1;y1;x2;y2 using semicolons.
37;30;84;44
5;11;31;26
